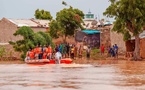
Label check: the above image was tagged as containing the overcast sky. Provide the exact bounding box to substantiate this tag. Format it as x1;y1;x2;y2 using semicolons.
0;0;113;21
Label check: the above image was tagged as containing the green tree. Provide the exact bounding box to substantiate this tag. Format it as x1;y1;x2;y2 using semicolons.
49;4;84;42
34;9;53;20
10;26;53;59
103;0;145;60
49;20;61;39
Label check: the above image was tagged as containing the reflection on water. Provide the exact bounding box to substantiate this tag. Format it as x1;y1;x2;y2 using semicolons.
0;61;145;90
114;61;145;88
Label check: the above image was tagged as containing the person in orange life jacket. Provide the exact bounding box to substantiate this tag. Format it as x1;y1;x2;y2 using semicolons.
34;45;39;59
42;45;47;59
26;49;35;60
46;45;52;60
29;49;35;59
42;50;47;59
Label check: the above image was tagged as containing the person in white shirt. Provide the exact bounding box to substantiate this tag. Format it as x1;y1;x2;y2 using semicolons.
54;50;62;64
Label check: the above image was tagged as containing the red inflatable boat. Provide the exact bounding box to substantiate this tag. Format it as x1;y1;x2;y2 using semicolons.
25;58;72;65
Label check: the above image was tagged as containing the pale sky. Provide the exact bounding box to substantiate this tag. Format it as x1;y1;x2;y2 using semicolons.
0;0;112;21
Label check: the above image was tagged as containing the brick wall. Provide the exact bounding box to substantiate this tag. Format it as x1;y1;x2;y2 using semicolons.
0;18;20;43
140;38;145;58
100;28;111;47
0;18;48;43
0;18;49;59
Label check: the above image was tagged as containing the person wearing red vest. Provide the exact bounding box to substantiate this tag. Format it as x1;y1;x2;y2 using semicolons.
47;45;52;60
34;45;39;59
42;45;47;59
100;44;105;55
29;49;35;59
26;49;35;60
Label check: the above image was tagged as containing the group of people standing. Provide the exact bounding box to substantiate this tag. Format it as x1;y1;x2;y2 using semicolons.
25;42;119;62
54;43;84;60
100;44;119;58
25;43;84;61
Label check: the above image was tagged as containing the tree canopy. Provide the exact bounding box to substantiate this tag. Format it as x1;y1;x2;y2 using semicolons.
103;0;145;60
34;9;53;20
10;26;53;59
49;5;85;42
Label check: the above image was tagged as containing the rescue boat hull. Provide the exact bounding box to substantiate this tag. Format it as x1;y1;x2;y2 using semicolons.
25;58;72;64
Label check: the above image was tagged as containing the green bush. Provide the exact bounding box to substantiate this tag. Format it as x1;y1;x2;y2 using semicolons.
0;46;6;58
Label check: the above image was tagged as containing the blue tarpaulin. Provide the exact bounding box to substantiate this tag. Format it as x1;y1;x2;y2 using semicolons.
82;30;100;34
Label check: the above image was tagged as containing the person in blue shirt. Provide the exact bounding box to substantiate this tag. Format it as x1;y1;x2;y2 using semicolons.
109;46;115;57
113;44;119;58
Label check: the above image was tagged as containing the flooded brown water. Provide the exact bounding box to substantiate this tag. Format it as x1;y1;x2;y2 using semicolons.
0;60;145;90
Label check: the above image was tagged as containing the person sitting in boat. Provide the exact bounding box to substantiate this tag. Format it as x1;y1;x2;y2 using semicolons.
34;45;39;59
54;49;62;64
46;45;52;60
26;49;35;60
38;45;43;59
42;45;47;59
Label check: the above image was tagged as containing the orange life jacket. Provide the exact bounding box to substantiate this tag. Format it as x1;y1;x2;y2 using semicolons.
29;51;35;59
43;52;47;59
45;48;48;53
34;47;41;54
47;47;52;53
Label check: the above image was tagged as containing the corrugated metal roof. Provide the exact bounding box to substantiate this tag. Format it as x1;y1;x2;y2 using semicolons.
32;19;50;27
8;19;38;27
8;18;50;27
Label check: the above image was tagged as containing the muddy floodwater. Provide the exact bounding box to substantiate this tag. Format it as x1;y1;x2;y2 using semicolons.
0;61;145;90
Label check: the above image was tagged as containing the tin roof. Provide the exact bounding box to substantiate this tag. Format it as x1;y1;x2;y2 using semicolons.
8;18;50;28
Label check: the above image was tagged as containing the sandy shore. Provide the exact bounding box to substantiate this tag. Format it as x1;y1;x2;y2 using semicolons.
0;58;125;65
0;55;144;65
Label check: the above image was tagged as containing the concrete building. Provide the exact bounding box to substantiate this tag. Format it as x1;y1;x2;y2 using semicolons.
0;17;50;43
83;11;98;29
82;11;113;49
